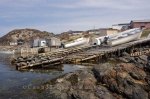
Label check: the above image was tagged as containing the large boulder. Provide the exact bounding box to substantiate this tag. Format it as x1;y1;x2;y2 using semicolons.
48;70;116;99
92;63;148;99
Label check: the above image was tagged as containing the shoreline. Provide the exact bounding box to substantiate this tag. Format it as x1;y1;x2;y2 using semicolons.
36;54;150;99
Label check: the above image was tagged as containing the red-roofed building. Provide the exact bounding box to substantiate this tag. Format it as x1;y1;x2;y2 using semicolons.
130;20;150;29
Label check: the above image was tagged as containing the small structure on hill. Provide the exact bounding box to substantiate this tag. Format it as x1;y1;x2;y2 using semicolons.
17;39;24;45
9;39;24;46
67;30;83;36
10;40;17;46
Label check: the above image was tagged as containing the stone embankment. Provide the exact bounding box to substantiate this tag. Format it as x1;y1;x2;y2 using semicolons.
41;53;150;99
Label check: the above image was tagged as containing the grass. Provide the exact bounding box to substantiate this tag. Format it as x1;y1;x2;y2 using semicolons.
141;29;150;38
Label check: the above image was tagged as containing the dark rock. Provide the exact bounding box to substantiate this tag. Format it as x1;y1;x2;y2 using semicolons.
132;85;148;99
77;71;96;90
118;57;129;63
70;90;99;99
92;63;115;83
20;62;27;66
122;52;130;56
139;55;148;62
133;56;147;67
66;73;79;85
145;63;150;71
41;55;150;99
126;57;137;63
93;62;148;99
147;56;150;61
129;71;146;80
95;85;115;99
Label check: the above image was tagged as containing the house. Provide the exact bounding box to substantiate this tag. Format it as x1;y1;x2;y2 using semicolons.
10;39;24;46
46;37;61;48
87;29;101;34
10;41;17;46
112;23;130;30
100;28;119;36
66;30;83;36
87;28;119;36
130;20;150;29
32;38;47;47
88;28;119;37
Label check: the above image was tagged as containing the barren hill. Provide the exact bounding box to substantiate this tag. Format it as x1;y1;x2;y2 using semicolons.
0;28;54;45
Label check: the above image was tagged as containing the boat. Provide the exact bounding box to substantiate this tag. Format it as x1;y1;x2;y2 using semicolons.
91;36;106;45
64;37;89;48
107;28;142;46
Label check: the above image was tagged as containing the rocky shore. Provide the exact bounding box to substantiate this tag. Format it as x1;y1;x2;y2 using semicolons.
40;53;150;99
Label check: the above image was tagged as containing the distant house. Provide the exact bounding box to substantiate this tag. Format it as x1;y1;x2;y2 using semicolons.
17;39;24;45
10;40;17;46
87;29;101;34
87;28;119;36
112;23;130;31
66;30;83;36
130;20;150;29
10;39;24;46
99;28;119;36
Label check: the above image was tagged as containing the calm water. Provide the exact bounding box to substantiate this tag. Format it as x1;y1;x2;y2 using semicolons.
0;54;88;99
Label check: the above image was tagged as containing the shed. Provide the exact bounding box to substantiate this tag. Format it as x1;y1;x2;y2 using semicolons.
46;37;61;47
32;38;47;47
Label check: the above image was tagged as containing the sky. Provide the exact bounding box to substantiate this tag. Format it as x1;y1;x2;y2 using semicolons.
0;0;150;36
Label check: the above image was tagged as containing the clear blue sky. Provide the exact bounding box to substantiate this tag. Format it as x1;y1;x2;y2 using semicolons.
0;0;150;36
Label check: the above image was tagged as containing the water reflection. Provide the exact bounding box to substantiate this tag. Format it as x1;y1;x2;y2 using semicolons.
0;54;88;98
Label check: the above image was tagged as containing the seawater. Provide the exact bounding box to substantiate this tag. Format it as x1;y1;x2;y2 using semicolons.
0;54;87;98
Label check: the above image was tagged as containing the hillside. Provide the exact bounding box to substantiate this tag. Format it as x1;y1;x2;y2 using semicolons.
0;28;54;45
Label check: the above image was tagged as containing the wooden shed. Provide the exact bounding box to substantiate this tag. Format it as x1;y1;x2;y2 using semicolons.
46;37;61;48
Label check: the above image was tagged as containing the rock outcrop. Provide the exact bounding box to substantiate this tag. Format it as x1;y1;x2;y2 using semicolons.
41;54;150;99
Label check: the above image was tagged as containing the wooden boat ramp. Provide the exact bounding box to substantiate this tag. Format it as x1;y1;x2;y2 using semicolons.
12;38;150;70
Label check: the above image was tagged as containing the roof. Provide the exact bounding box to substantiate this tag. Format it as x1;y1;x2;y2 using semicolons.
131;19;150;23
87;28;118;32
99;28;118;30
112;23;130;26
